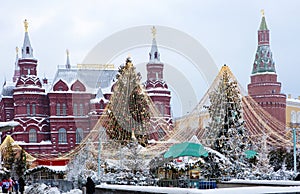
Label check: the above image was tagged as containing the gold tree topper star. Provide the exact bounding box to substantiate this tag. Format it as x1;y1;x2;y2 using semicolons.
261;9;265;17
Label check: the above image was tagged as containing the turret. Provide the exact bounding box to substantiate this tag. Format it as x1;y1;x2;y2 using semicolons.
18;19;38;77
252;10;275;74
144;26;173;139
21;19;34;59
66;49;71;69
248;10;286;125
147;26;164;81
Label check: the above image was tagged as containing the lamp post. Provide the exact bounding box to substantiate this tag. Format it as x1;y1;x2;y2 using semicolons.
98;127;105;181
289;122;299;174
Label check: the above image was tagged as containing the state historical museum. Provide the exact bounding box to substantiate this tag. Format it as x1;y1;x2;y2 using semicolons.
0;21;172;157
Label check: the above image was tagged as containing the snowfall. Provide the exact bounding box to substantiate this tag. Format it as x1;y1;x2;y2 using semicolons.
26;181;300;194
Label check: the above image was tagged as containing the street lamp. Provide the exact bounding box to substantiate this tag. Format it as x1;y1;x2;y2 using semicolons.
289;122;300;174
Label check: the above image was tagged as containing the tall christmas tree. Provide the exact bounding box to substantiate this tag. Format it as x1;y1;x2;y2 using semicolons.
105;57;151;147
205;65;249;174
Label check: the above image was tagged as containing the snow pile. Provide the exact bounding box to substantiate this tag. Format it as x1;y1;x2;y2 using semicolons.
25;183;60;194
101;170;153;185
63;189;82;194
25;183;82;194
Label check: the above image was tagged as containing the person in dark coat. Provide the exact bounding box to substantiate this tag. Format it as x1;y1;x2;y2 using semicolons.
18;177;25;194
85;177;95;194
12;177;19;194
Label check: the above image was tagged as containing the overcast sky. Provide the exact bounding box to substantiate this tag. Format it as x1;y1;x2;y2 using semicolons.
1;0;299;103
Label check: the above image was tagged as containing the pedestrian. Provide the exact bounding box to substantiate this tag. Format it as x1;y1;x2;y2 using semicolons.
1;178;9;193
85;177;95;194
18;177;25;194
12;177;19;194
7;177;13;194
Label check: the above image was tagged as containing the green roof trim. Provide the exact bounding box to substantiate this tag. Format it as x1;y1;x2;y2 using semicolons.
252;45;276;74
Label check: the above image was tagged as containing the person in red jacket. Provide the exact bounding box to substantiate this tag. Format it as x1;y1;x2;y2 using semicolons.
1;178;9;193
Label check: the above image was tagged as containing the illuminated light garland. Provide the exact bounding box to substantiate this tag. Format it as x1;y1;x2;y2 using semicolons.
58;64;295;171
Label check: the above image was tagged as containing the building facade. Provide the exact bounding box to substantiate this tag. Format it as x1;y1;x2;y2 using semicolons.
0;21;117;157
286;94;300;125
247;13;286;126
0;22;173;157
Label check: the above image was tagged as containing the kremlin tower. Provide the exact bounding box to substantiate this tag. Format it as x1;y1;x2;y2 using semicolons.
247;11;286;125
144;26;173;140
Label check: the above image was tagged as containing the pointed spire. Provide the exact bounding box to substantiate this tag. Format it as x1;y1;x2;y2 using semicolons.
252;11;275;74
149;26;160;63
21;19;34;59
13;47;20;82
66;49;71;69
15;47;19;69
259;10;268;31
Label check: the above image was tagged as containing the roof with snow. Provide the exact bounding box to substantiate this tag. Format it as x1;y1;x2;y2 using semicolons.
25;165;67;175
1;82;15;97
50;67;117;94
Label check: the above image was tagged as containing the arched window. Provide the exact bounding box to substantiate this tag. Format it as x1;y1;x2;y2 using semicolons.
58;128;67;144
29;128;37;143
56;103;60;116
26;104;30;115
291;111;296;123
26;46;30;54
99;103;104;110
62;103;67;116
76;128;84;143
160;104;165;116
156;103;164;116
79;104;84;116
73;103;78;116
32;103;36;116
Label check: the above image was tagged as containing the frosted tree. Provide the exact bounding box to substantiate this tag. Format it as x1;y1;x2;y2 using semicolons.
254;135;273;176
205;65;249;176
66;139;98;187
122;141;146;174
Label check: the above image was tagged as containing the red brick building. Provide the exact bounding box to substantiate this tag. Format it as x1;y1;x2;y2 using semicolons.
247;13;286;125
0;21;117;157
0;23;173;157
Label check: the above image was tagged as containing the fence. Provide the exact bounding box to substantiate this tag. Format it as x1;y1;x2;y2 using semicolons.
157;179;217;189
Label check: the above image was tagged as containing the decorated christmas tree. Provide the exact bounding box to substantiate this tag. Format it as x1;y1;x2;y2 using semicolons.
205;65;249;175
105;57;151;147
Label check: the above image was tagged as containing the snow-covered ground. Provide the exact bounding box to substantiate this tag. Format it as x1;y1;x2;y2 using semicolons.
26;180;300;194
98;184;300;194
